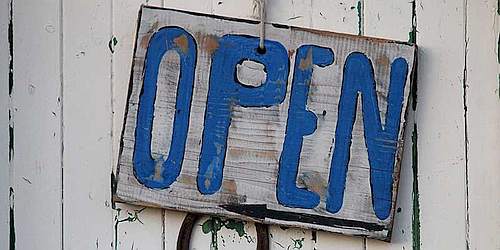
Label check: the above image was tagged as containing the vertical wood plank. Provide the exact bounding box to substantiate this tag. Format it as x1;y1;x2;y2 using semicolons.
310;0;359;34
308;0;365;248
466;0;500;248
314;231;365;250
267;0;313;27
160;2;214;250
0;0;11;249
112;1;166;249
212;0;255;19
111;0;162;185
364;0;414;249
163;210;186;249
212;0;364;248
62;0;114;248
364;0;413;41
11;0;63;249
415;0;467;248
210;0;364;248
163;0;213;14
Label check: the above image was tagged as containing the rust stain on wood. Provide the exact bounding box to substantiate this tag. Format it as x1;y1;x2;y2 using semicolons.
178;174;196;186
298;48;313;70
201;34;220;55
174;34;189;53
376;55;390;68
222;179;238;194
228;147;277;159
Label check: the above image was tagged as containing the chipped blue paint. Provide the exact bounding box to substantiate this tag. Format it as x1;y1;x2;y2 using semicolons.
326;53;408;219
277;45;334;209
197;35;289;194
133;27;197;189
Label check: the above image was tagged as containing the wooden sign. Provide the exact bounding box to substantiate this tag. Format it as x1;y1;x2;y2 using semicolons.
115;6;416;241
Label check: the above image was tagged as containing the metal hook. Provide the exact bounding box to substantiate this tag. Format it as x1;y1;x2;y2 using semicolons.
176;213;270;250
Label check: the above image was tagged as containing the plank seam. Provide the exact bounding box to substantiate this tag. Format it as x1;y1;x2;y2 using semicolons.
161;209;166;250
8;0;14;248
9;187;14;250
110;0;115;176
410;2;420;250
462;0;470;249
59;0;65;248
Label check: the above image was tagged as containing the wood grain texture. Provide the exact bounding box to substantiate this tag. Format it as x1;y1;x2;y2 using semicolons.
116;6;415;241
466;0;500;248
416;0;467;248
11;0;63;249
62;0;114;248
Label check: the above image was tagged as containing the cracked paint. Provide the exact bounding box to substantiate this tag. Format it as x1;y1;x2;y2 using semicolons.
113;207;146;250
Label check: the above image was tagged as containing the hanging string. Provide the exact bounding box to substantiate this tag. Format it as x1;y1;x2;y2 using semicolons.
258;0;266;53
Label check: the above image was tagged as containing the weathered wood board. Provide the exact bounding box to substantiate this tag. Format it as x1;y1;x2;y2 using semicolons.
115;6;415;241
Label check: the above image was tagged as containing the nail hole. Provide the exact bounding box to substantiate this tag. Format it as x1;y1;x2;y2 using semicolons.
256;46;266;54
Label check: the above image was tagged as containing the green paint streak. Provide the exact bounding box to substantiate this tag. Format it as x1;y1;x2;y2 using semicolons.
202;217;250;250
412;124;421;250
224;219;246;237
202;217;222;250
408;30;416;44
408;0;417;43
108;36;118;54
289;237;305;250
356;1;362;35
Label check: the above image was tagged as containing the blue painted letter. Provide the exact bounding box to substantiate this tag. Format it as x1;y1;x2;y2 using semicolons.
277;45;334;208
197;35;289;194
326;53;408;219
133;27;197;189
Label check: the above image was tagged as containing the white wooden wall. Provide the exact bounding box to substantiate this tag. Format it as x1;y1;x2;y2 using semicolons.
0;0;498;249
